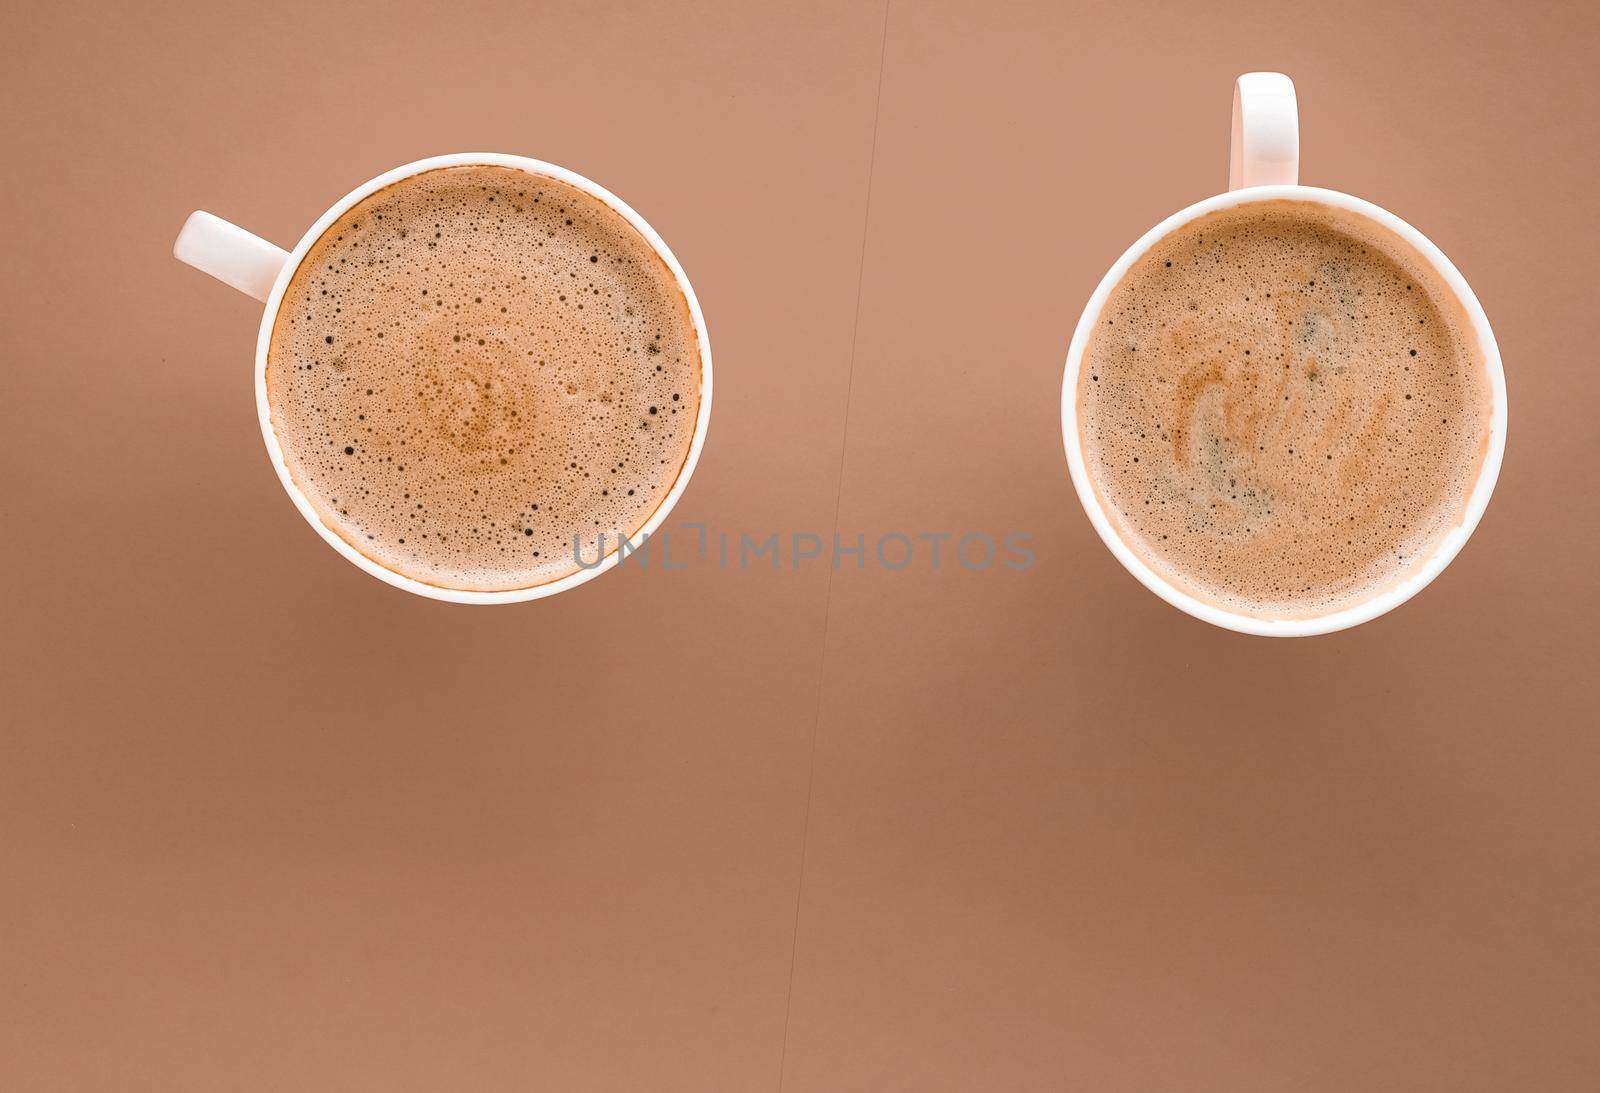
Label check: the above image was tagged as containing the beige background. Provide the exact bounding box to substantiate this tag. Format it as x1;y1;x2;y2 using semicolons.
3;1;1597;1090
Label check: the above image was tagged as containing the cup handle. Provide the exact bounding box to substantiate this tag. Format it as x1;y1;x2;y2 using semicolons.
173;211;291;303
1229;72;1299;190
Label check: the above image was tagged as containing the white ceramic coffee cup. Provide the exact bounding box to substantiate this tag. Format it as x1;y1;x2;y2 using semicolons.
175;153;713;604
1061;74;1507;637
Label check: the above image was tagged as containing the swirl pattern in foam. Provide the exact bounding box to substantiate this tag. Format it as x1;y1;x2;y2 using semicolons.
266;166;701;591
1079;201;1490;619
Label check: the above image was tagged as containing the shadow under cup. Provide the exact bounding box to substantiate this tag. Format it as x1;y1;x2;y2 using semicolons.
1062;186;1507;637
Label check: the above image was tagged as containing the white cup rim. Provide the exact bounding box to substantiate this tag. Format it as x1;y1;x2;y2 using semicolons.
1060;185;1508;637
254;153;714;604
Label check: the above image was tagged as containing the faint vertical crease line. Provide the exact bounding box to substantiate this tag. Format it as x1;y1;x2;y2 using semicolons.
775;2;892;1090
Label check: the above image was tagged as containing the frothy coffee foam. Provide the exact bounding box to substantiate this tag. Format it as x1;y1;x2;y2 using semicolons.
266;166;701;591
1079;201;1490;619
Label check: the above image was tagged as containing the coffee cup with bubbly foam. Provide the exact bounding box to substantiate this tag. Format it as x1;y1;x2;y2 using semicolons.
1061;74;1507;636
175;154;713;603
